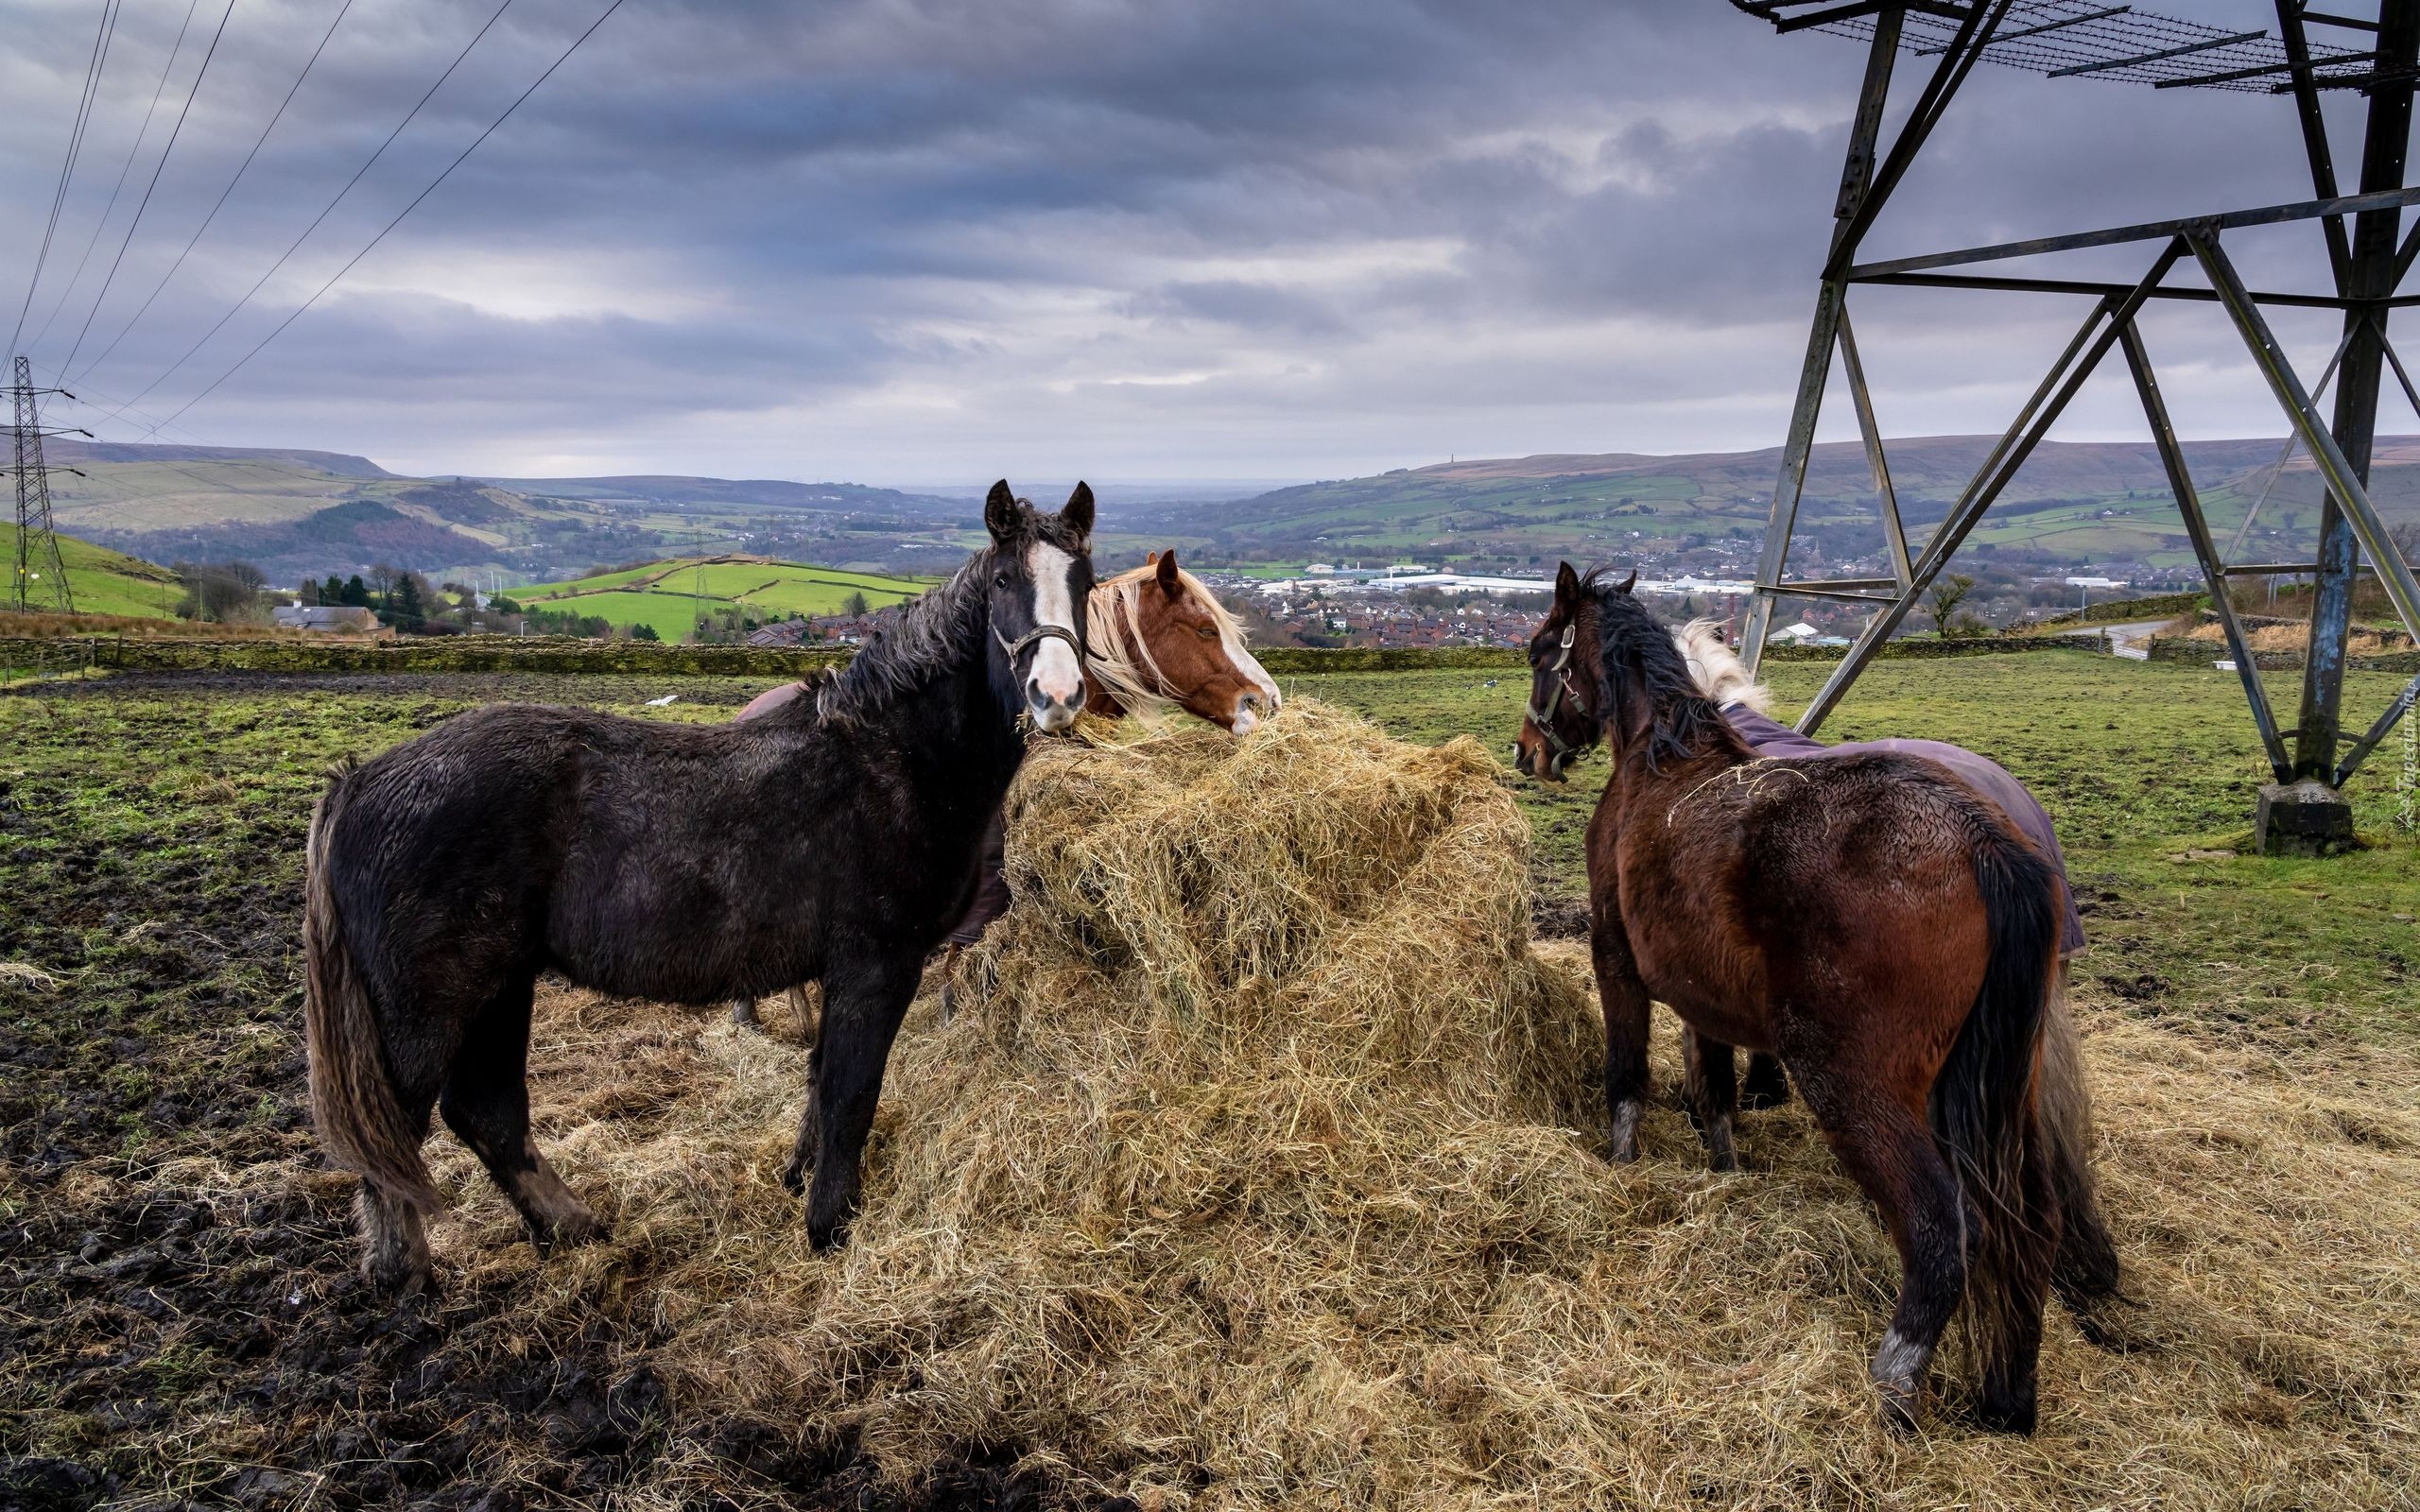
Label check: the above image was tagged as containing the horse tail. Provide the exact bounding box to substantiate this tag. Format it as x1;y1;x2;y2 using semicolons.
1933;814;2062;1400
2037;958;2126;1329
304;771;441;1215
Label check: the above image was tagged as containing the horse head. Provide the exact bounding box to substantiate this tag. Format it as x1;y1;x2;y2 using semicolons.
982;479;1097;734
1090;548;1281;734
1513;561;1617;782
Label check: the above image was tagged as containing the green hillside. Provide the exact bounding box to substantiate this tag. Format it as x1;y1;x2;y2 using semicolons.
1;524;182;619
1131;436;2420;576
518;555;928;641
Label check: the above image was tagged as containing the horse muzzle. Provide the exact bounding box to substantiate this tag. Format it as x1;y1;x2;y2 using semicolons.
1027;679;1084;732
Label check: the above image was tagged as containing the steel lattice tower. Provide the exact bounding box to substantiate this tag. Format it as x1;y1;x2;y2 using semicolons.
10;355;76;615
1731;0;2420;854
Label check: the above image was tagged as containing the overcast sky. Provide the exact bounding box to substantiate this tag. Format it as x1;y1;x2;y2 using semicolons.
0;0;2396;484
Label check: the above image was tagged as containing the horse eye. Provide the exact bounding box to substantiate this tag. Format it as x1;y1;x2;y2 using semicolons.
1195;625;1217;639
994;571;1011;587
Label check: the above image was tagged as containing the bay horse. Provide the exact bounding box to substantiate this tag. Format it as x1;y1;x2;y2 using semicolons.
1513;563;2064;1434
303;481;1095;1292
1668;618;2123;1329
727;546;1279;1027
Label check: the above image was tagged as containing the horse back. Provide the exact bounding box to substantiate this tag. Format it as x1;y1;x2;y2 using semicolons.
1740;751;2014;1031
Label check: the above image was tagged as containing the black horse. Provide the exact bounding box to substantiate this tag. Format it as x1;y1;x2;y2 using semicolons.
303;482;1096;1292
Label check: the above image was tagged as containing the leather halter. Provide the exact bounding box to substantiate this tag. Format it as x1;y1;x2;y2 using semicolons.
1525;622;1590;775
993;620;1082;667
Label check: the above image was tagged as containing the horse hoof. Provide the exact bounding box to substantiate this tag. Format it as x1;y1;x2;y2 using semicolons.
1875;1381;1921;1435
535;1209;608;1254
363;1253;435;1297
779;1160;807;1197
1973;1384;2038;1435
731;998;761;1030
1706;1148;1739;1175
806;1211;855;1252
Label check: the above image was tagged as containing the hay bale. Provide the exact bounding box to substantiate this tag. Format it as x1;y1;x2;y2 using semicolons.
411;698;2420;1509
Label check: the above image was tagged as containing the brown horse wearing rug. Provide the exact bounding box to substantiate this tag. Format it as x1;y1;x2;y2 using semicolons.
1668;618;2125;1332
303;482;1095;1292
1513;564;2063;1435
729;547;1279;1027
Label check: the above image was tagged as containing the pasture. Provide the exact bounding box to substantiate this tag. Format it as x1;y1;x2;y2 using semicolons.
516;556;929;640
0;525;182;621
2;652;2417;1508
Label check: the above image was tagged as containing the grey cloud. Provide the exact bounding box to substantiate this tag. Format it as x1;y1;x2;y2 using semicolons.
0;0;2379;479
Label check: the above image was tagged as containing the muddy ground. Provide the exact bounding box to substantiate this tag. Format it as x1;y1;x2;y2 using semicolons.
0;671;1121;1512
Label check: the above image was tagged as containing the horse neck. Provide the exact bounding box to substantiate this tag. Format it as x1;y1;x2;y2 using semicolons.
1576;635;1746;810
842;627;1030;810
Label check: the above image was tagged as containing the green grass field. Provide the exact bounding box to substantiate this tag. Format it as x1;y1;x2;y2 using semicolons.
0;524;182;618
518;555;928;639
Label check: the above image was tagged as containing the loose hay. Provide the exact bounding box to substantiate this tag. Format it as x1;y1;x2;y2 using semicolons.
406;699;2419;1509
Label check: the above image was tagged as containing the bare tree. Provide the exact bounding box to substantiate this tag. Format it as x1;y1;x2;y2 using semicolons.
1927;573;1978;638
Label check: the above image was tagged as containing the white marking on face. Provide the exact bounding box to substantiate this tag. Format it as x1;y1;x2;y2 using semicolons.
1024;541;1086;727
1197;583;1279;730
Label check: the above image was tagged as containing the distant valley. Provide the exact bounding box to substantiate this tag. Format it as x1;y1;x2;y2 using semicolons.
39;434;2420;593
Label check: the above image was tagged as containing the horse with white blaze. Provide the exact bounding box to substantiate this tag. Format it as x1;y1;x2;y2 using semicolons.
302;482;1097;1293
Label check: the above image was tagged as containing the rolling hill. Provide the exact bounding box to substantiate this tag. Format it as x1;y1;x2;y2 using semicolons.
1132;436;2420;578
517;555;929;641
1;523;183;619
38;434;2420;597
42;442;972;587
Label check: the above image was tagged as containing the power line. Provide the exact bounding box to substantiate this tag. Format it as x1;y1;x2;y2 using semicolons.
59;0;240;377
100;0;523;421
27;0;206;358
140;0;631;438
11;0;127;357
73;0;361;388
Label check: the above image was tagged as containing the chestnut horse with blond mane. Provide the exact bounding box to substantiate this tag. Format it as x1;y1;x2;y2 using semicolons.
730;547;1277;1026
1514;563;2065;1435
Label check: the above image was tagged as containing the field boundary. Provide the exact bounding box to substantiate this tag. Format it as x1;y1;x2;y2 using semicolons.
0;632;2133;680
2145;634;2420;673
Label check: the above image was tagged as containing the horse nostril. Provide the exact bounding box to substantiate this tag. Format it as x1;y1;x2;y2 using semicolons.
1239;691;1261;712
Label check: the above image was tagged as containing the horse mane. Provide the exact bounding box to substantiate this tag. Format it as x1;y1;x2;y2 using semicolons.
1086;560;1253;723
1582;569;1747;771
816;498;1085;724
1672;617;1771;713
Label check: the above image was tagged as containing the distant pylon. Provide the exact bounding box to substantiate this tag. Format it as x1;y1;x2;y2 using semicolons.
9;354;76;614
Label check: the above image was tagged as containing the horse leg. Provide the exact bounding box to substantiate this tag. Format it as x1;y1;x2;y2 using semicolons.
1682;1030;1739;1173
1740;1051;1791;1110
731;995;761;1030
1590;921;1651;1163
779;1026;821;1197
1789;1051;1970;1433
790;983;819;1041
797;954;922;1249
938;942;964;1023
438;974;603;1253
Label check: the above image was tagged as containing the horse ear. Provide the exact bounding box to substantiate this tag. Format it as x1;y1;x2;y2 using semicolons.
985;480;1019;542
1554;561;1580;602
1062;480;1095;537
1155;547;1181;594
1616;570;1637;594
1145;550;1160;564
